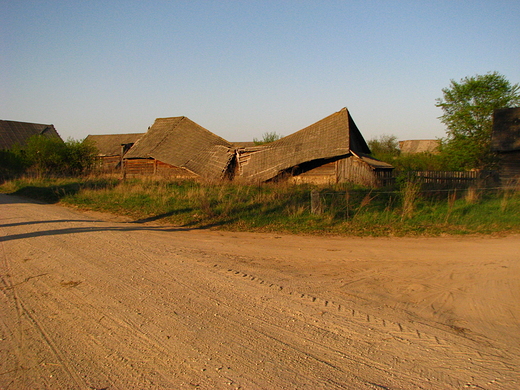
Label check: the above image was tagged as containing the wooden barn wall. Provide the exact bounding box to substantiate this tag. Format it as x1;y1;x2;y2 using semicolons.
289;161;337;185
337;157;378;187
95;156;121;171
124;159;198;178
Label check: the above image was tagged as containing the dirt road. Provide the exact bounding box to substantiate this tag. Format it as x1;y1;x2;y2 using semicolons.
1;193;519;389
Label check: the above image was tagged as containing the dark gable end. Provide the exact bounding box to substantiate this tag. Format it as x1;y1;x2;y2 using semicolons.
491;107;520;152
0;120;62;150
124;117;234;180
491;107;520;183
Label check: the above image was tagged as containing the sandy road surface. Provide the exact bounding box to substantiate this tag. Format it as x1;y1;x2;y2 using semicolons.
0;193;519;389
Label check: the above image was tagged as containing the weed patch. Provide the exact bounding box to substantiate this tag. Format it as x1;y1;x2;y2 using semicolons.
1;177;519;236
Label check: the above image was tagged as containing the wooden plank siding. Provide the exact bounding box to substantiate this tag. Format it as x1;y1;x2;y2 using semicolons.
124;159;198;179
338;157;380;187
289;161;337;185
94;156;122;172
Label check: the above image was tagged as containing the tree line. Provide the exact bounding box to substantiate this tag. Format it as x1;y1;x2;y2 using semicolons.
0;136;98;179
369;72;520;171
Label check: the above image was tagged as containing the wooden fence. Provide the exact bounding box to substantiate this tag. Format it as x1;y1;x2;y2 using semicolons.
379;170;500;189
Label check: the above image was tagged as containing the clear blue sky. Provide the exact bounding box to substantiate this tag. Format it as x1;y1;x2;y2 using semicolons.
1;1;519;142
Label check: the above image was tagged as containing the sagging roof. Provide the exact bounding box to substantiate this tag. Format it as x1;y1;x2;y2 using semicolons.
0;120;62;150
399;139;440;154
124;116;234;180
239;108;371;182
491;107;520;152
85;133;145;157
353;152;394;169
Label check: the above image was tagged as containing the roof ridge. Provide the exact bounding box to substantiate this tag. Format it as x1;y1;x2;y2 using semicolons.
148;117;186;155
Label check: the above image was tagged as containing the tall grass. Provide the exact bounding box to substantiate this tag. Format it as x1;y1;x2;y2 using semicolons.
1;176;519;236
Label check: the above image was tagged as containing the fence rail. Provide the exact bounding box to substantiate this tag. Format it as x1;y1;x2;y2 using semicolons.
378;170;500;189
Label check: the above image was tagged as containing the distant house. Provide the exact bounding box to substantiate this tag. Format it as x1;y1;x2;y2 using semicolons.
491;107;520;184
123;117;234;180
85;133;144;171
0;120;62;150
399;139;439;155
235;108;393;186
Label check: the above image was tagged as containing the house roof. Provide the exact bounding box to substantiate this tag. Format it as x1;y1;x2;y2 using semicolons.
124;116;234;180
399;139;440;154
491;107;520;152
239;108;371;182
0;120;62;150
84;133;145;156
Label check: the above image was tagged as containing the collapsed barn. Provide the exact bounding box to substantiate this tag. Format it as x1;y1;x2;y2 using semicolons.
86;108;394;187
123;117;234;180
85;133;144;172
235;108;393;186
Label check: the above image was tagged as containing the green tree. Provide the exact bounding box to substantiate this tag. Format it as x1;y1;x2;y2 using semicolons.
253;132;282;145
367;134;400;162
25;135;67;176
22;135;98;177
436;72;520;170
63;138;98;175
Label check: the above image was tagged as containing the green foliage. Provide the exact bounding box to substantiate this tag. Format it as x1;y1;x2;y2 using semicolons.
368;134;448;171
25;135;67;176
2;135;98;177
64;138;98;175
391;152;447;171
0;145;30;178
367;134;400;162
436;72;520;170
253;132;282;145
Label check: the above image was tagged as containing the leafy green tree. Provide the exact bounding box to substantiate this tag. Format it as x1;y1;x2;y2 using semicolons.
20;135;98;177
253;132;282;145
64;138;98;175
25;135;67;176
436;72;520;170
367;134;400;162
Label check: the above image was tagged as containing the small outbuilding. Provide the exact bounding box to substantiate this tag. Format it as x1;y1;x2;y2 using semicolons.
235;108;393;186
399;139;439;155
123;117;234;180
0;120;62;150
491;107;520;185
85;133;144;172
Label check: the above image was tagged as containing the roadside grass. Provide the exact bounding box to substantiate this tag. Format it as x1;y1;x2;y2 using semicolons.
1;176;519;236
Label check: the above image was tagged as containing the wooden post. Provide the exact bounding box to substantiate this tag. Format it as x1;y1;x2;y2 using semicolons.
311;190;322;215
120;144;126;181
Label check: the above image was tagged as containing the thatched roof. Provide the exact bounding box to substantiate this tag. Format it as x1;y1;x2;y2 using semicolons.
399;139;440;154
85;133;144;156
239;108;371;182
491;107;520;152
0;120;62;150
124;117;234;180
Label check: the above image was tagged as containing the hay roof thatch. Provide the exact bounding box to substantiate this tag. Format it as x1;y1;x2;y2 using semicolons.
398;139;440;154
0;120;62;150
239;108;371;182
124;116;234;180
491;107;520;152
85;133;145;156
